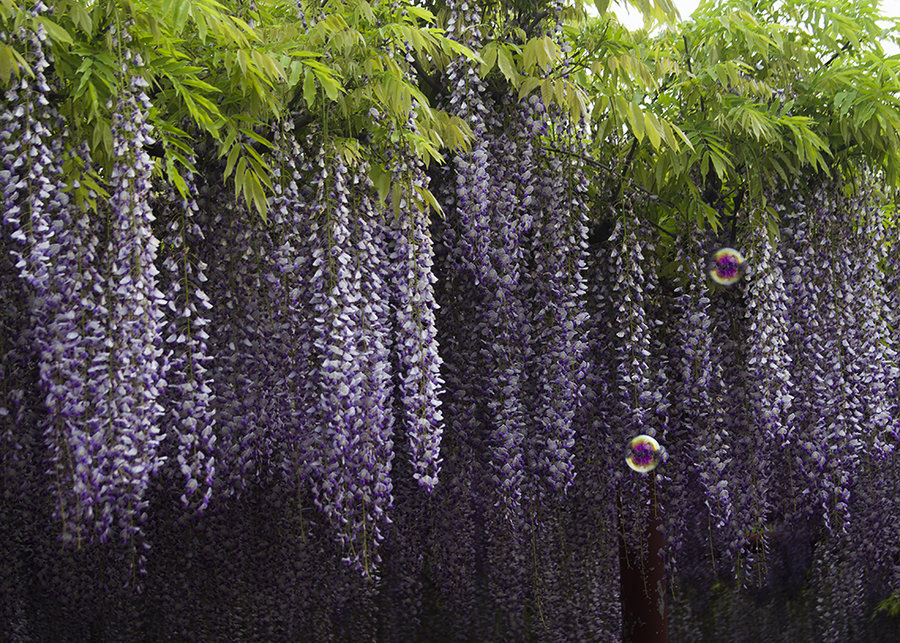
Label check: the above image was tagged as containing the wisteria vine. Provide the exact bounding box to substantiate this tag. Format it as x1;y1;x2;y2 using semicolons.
0;1;899;641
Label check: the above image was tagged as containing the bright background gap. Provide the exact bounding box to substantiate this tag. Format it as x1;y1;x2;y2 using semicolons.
611;0;900;56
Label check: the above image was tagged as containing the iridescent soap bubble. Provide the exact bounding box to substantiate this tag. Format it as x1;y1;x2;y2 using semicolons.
707;247;745;286
625;435;662;473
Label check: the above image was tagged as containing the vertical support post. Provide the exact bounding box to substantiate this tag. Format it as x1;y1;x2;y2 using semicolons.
620;471;668;643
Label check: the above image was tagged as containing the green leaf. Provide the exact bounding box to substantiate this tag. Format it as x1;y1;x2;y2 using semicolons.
303;69;317;108
319;74;342;101
480;41;498;76
37;16;72;44
645;112;662;149
165;156;189;198
497;46;517;85
370;163;391;202
414;184;444;217
234;157;247;200
518;76;540;100
0;44;22;83
541;79;554;110
173;0;190;33
407;6;435;23
224;144;240;179
69;3;92;35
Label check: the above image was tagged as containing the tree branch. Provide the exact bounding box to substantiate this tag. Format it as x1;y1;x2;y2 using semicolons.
543;143;677;238
411;58;441;97
524;10;550;37
819;42;853;73
729;186;745;245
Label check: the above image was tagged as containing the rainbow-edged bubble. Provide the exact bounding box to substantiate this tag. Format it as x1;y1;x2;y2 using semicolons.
625;434;662;473
708;247;745;286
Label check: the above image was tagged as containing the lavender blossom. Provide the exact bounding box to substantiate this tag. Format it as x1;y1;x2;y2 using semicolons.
306;158;395;575
669;234;734;565
536;117;590;496
0;12;112;544
95;56;168;555
442;1;493;285
157;173;216;514
387;157;444;494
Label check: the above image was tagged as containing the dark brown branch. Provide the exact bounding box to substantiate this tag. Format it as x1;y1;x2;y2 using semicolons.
683;35;706;114
544;143;623;181
411;58;441;96
524;10;551;37
542;143;677;238
293;113;316;131
729;186;745;244
820;42;853;73
144;142;166;159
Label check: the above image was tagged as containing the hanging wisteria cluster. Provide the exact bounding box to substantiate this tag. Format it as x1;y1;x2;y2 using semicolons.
2;2;900;642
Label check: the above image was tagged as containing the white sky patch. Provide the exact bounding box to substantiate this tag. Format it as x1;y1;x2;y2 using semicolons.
611;0;698;30
882;0;900;55
610;0;899;56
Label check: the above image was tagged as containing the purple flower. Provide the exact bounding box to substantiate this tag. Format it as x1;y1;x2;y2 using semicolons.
304;157;395;575
156;171;216;514
94;60;168;556
386;156;444;494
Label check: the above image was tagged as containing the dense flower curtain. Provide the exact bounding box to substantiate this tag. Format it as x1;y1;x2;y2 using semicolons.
1;1;899;641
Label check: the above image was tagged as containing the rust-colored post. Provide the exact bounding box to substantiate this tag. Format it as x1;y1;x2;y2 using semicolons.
620;471;668;642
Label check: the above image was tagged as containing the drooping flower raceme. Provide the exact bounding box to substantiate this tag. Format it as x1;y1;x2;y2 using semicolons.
157;174;216;514
523;96;589;497
665;234;732;571
387;156;444;494
306;157;395;575
95;52;168;555
0;10;111;544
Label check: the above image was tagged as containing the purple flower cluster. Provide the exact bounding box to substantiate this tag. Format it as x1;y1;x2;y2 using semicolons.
477;98;530;523
443;2;493;286
777;184;868;535
97;56;168;553
269;123;318;486
745;226;794;446
732;224;793;557
671;236;732;537
0;10;113;544
157;174;216;513
607;213;656;440
199;150;301;496
850;191;900;454
603;208;664;556
305;157;395;574
386;156;444;493
3;5;900;637
522;97;589;496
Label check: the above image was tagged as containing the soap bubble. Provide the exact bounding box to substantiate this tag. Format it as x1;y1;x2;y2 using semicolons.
708;247;745;286
625;434;662;473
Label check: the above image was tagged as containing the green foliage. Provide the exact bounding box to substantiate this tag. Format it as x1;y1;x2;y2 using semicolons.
874;588;900;619
570;0;900;236
0;0;477;216
2;0;898;225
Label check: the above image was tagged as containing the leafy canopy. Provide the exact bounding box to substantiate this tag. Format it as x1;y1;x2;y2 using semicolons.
2;0;898;228
0;0;477;216
568;0;900;236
